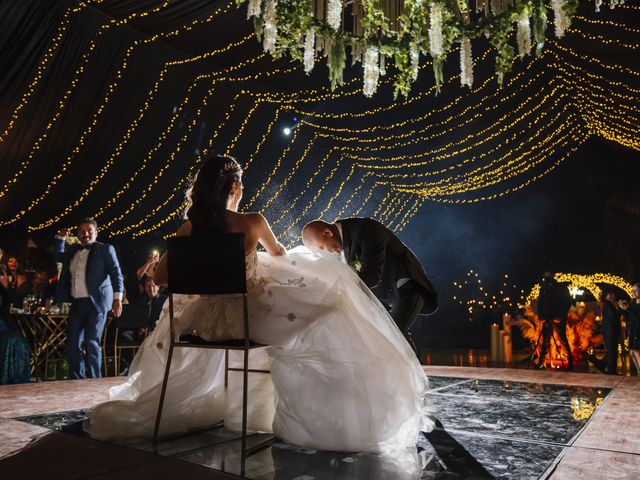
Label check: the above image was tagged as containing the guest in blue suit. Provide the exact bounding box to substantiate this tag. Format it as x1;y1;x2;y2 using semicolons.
54;219;124;379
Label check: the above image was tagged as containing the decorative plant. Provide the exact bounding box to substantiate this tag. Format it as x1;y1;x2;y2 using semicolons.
238;0;610;98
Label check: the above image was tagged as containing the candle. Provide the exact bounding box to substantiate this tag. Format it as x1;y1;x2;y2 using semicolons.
502;313;512;335
498;330;505;363
502;330;512;364
490;323;500;362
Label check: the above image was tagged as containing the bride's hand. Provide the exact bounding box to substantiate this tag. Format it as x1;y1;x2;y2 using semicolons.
273;242;287;256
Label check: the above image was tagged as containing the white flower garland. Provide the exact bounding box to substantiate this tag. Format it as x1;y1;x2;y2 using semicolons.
363;45;380;97
551;0;569;38
516;11;532;57
460;37;473;88
263;0;278;53
410;44;420;81
428;2;444;57
303;29;315;74
247;0;262;18
241;0;597;97
327;0;342;31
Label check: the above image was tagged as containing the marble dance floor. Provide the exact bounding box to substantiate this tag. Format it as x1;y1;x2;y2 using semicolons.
0;366;638;479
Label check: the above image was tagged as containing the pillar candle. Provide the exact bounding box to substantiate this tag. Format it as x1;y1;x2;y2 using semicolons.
502;331;512;364
490;323;500;362
498;330;505;363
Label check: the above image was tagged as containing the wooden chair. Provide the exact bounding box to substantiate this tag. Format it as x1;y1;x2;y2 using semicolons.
152;233;271;473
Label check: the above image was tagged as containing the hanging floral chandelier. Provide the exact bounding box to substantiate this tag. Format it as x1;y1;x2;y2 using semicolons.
237;0;618;98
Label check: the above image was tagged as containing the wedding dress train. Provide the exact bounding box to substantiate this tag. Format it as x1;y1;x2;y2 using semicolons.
84;247;434;452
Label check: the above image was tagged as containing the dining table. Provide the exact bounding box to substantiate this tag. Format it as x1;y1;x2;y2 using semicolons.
10;309;70;381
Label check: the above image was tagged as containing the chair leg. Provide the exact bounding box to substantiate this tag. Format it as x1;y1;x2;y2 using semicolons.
153;340;175;443
224;349;229;388
240;347;249;477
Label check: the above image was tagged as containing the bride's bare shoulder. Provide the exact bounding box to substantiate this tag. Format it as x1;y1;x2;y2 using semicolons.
230;211;265;225
176;220;192;236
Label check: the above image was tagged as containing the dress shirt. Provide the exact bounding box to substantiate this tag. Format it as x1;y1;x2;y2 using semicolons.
66;242;122;301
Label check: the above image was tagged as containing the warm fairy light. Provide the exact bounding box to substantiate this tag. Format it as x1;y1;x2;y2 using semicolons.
0;1;102;145
30;32;260;232
0;0;177;208
0;6;633;239
526;273;633;305
452;270;526;320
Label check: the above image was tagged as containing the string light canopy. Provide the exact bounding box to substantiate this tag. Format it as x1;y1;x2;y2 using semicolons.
238;0;621;97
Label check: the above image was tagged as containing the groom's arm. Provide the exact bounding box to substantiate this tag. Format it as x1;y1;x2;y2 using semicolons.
357;224;387;288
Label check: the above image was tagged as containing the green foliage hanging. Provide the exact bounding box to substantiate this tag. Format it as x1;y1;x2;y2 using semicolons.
237;0;597;98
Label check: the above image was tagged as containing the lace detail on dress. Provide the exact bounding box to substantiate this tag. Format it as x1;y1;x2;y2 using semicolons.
172;250;261;341
244;250;260;290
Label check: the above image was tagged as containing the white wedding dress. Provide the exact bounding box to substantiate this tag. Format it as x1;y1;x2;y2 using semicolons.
84;247;435;452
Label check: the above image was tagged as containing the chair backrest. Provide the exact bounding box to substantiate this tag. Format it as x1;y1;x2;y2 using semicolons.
117;303;151;330
167;233;247;295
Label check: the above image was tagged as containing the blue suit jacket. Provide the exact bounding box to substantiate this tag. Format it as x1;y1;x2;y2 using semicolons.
53;239;124;313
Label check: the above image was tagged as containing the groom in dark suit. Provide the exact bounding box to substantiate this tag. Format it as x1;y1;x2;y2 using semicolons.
303;218;437;354
54;219;124;379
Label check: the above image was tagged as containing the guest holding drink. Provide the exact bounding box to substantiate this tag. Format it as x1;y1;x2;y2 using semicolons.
53;219;124;379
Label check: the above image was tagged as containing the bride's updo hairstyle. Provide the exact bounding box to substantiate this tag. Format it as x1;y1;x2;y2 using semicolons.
185;154;243;232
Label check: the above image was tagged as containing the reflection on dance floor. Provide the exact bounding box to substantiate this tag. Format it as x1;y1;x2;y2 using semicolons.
13;376;610;479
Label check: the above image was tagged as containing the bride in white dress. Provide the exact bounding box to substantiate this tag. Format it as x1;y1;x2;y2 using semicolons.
84;155;434;453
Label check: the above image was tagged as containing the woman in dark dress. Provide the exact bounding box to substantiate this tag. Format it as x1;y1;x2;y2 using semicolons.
0;269;30;384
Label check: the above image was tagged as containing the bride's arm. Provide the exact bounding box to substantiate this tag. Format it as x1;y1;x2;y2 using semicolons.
253;213;286;256
153;222;192;286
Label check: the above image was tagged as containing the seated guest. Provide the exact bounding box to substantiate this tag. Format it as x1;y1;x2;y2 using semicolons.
138;276;167;329
17;270;54;305
6;257;27;290
0;269;30;384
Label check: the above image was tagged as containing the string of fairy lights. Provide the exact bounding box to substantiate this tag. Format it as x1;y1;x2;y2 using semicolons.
1;0;239;227
452;271;634;321
453;271;527;320
0;0;106;145
0;0;178;204
0;2;637;241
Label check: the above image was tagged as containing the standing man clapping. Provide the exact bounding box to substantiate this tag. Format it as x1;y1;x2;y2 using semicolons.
54;219;123;379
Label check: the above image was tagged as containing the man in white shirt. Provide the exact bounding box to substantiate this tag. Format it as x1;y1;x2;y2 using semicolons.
54;219;123;379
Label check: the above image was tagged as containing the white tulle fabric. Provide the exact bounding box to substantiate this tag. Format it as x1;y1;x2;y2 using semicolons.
84;247;434;452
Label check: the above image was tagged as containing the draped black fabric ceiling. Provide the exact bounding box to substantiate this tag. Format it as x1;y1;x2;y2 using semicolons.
0;0;637;248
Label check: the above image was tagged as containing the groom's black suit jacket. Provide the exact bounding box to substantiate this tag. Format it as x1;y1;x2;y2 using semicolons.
339;217;437;314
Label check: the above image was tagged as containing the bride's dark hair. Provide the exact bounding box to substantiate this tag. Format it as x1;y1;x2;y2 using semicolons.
185;154;243;232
